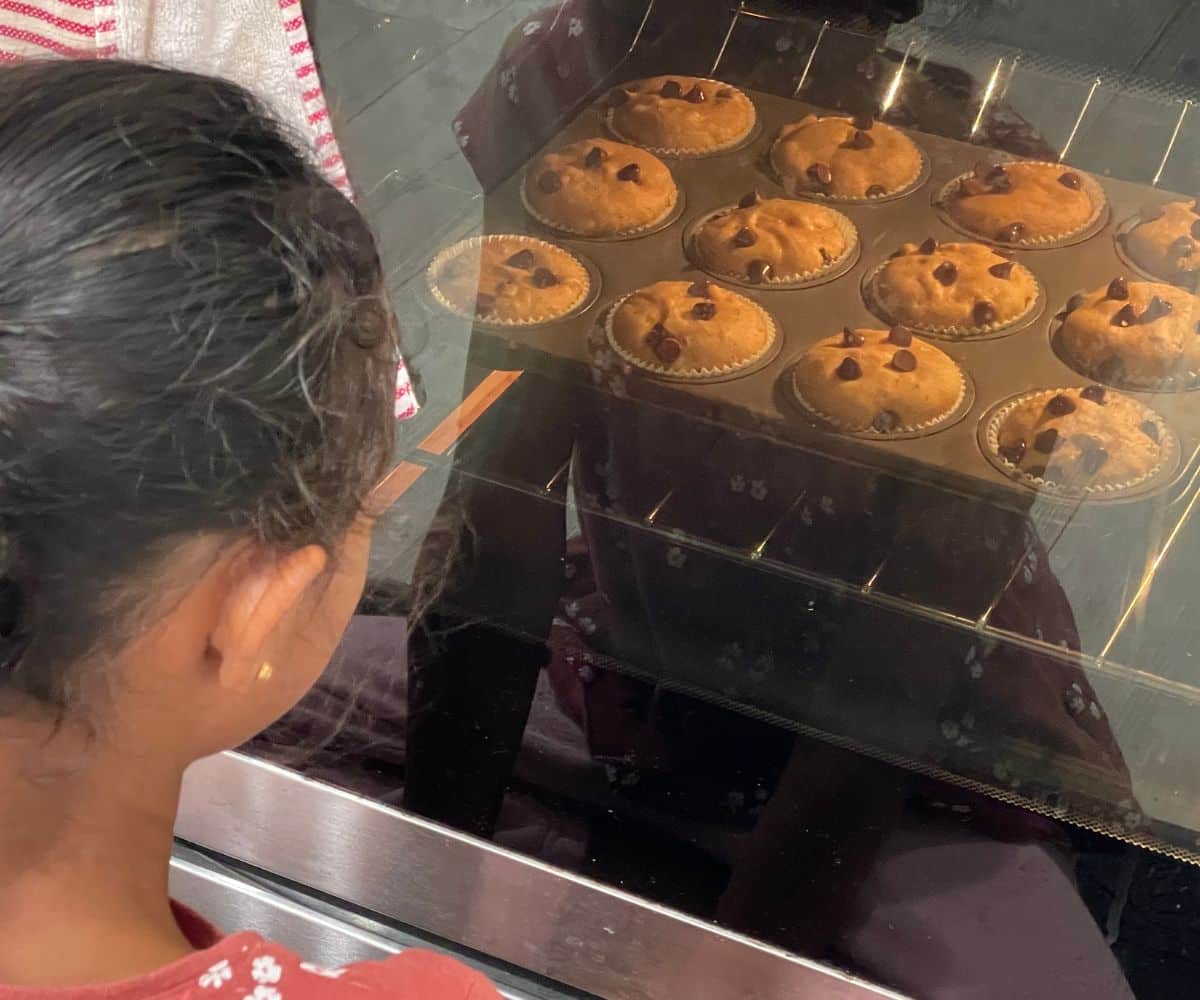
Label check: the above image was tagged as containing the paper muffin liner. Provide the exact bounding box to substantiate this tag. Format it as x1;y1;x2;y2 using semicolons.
1113;209;1200;291
603;79;760;158
789;356;970;440
521;174;683;242
933;162;1108;249
861;255;1045;340
604;290;779;381
683;203;860;289
425;235;597;327
980;389;1178;500
766;125;929;205
1048;309;1200;392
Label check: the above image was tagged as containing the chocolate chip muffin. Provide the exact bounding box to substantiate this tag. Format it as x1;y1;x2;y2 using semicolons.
943;161;1103;245
1122;199;1200;288
524;138;678;237
993;386;1165;490
792;326;964;433
692;192;856;284
607;279;776;376
428;235;591;325
770;114;923;200
606;76;757;156
869;238;1039;334
1059;277;1200;385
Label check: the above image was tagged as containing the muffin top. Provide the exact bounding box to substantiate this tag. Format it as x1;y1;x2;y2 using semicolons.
693;192;854;284
945;161;1101;244
524;138;677;236
430;236;590;324
1123;199;1200;287
792;326;963;432
607;76;756;155
770;114;923;200
1059;277;1200;384
609;279;775;375
994;386;1163;489
872;239;1038;332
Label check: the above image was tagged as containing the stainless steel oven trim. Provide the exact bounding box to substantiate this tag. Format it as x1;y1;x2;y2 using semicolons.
177;751;909;1000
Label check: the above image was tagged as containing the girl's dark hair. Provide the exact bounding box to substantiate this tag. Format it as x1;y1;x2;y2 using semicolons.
0;60;396;712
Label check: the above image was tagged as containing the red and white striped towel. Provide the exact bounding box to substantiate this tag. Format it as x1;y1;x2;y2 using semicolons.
0;0;418;420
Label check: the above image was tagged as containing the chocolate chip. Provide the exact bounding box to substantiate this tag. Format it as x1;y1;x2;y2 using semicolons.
691;301;716;320
654;336;683;364
1058;172;1082;190
1140;295;1173;323
716;87;734;100
683;84;706;104
1080;384;1106;404
537;170;562;194
747;260;773;283
807;162;833;186
1066;292;1086;313
819;246;833;265
844;129;874;149
1111;303;1138;327
732;227;757;248
738;190;760;209
1034;428;1060;453
917;237;938;255
1023;464;1046;479
660;80;682;99
608;87;630;107
1170;235;1195;257
617;163;641;182
866;184;888;197
1098;356;1126;382
1191;219;1200;240
505;249;535;269
989;261;1015;279
475;293;496;315
933;261;958;286
836;357;862;380
841;326;865;347
852;113;875;131
888;325;912;346
891;349;917;372
998;440;1027;465
1106;276;1129;300
873;410;901;432
1045;394;1076;416
973;300;998;325
532;267;558;288
687;280;710;297
996;222;1027;243
984;164;1008;185
1140;420;1160;442
585;145;607;169
645;323;666;348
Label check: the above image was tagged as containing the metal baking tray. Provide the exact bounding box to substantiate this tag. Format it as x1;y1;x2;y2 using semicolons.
445;86;1200;512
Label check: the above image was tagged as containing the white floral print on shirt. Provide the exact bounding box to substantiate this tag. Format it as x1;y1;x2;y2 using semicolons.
243;986;281;1000
252;956;283;985
199;959;233;989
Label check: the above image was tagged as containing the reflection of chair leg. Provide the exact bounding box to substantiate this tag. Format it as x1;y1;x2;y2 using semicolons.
404;373;574;838
406;616;548;838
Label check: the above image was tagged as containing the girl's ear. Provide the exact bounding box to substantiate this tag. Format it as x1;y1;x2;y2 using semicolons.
205;545;328;692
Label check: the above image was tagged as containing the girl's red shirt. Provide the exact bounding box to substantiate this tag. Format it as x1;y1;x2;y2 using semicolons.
0;904;500;1000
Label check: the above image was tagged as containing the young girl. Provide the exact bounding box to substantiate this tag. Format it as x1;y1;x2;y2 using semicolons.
0;59;496;999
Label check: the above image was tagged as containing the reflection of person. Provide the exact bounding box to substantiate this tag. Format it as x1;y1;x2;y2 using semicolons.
0;61;494;999
406;2;1134;995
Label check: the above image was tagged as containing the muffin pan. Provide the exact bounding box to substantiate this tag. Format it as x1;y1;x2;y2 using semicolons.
444;86;1200;509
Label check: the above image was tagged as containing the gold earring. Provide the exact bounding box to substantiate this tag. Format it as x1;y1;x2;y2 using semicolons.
256;662;274;683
